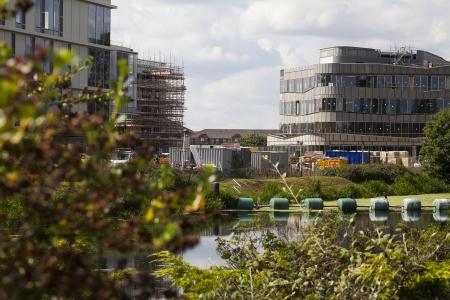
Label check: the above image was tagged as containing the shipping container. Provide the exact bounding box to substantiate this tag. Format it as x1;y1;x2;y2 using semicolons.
190;145;233;171
325;151;370;165
251;151;289;172
169;147;191;168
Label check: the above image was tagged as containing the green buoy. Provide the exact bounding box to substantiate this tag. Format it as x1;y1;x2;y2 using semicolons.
337;198;357;213
237;198;254;210
304;198;324;210
270;198;290;210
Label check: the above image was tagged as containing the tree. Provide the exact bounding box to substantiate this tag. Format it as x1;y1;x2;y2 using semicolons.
420;109;450;183
239;133;267;147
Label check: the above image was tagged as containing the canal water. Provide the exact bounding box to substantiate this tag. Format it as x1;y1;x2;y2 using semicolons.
181;210;449;268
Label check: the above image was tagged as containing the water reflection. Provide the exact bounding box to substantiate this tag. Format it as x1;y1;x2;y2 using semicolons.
434;210;450;222
270;211;289;223
182;210;447;268
369;210;389;222
402;210;422;222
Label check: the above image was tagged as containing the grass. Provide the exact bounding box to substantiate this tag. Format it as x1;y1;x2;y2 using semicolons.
220;176;352;195
356;193;450;207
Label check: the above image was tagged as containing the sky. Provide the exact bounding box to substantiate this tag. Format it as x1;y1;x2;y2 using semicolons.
111;0;450;131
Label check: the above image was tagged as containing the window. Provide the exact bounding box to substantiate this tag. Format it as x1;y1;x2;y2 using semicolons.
336;98;344;111
371;99;379;114
394;123;402;136
343;76;356;86
381;99;387;114
366;122;373;134
438;76;445;90
385;76;393;88
357;122;365;134
88;48;111;88
400;99;408;114
345;99;353;112
420;76;428;90
88;4;111;46
377;76;385;88
35;37;53;73
402;76;409;88
11;32;15;56
35;0;63;36
15;9;26;29
25;36;34;55
414;76;420;89
387;99;398;114
431;76;439;90
356;75;368;87
394;76;402;88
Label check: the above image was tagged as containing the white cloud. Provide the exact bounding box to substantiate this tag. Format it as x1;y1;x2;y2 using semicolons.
185;66;280;129
111;0;450;130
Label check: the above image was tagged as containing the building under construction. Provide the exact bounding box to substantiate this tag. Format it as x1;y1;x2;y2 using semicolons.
135;59;186;154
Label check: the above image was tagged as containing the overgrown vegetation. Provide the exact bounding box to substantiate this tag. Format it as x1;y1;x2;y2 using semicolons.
217;164;450;205
0;2;211;297
156;212;450;299
320;164;411;184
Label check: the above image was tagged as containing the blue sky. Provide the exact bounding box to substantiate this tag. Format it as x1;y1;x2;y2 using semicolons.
112;0;450;130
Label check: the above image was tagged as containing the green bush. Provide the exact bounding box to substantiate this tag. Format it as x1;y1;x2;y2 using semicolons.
219;191;239;209
321;164;409;184
399;260;450;299
204;192;224;210
259;183;286;204
361;180;393;197
336;183;370;199
205;190;239;210
391;175;449;196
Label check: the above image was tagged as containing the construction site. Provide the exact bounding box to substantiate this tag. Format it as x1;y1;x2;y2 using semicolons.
133;59;186;154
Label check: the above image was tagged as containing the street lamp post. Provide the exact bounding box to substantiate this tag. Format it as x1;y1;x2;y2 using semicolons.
181;129;187;170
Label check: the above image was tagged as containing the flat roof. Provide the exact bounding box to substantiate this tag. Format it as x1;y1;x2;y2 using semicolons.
82;0;117;9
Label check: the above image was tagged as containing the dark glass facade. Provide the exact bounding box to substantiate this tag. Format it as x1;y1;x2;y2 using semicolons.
35;0;63;36
88;4;111;46
88;48;110;88
281;74;447;93
281;122;426;137
281;98;450;116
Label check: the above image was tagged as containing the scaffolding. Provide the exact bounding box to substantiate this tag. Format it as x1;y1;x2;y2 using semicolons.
135;59;186;154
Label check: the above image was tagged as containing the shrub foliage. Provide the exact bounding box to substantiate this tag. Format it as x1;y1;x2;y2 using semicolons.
0;4;210;298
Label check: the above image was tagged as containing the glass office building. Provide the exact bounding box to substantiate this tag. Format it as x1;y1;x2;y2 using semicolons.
272;46;450;156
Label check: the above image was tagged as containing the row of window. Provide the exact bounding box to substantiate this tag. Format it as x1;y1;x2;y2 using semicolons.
0;0;63;35
281;74;449;93
281;98;450;116
1;2;110;45
88;4;111;46
280;122;426;137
